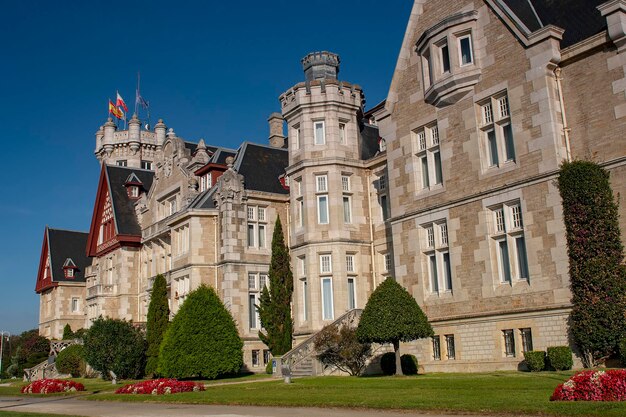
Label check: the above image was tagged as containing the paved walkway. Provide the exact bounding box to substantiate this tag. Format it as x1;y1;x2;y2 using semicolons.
0;396;483;417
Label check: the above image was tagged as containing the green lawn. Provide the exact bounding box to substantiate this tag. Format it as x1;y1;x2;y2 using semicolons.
86;372;626;417
0;412;87;417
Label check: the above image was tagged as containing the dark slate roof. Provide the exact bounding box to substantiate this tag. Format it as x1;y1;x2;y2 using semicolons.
184;141;198;155
189;188;217;209
234;143;289;195
502;0;607;48
105;165;155;235
359;122;382;161
211;148;237;165
48;228;91;283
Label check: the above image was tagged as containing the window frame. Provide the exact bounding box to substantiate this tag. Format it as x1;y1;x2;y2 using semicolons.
321;277;334;320
314;120;326;145
479;92;515;170
491;201;529;283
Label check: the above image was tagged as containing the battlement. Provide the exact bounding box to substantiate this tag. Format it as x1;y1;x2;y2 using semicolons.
301;51;340;81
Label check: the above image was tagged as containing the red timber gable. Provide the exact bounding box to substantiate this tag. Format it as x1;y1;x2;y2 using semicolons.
35;227;56;293
86;165;141;257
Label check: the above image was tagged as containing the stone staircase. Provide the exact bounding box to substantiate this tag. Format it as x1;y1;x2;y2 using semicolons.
23;339;82;381
281;309;363;377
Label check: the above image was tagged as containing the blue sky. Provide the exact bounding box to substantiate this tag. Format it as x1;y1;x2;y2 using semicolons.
0;1;413;334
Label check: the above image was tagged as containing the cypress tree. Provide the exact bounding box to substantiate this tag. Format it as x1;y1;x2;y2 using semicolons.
558;160;626;367
357;277;433;375
158;285;243;379
62;324;74;340
145;274;169;376
258;217;294;355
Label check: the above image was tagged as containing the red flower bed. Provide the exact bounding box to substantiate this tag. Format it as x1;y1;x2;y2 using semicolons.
115;378;205;395
21;379;85;394
551;370;626;401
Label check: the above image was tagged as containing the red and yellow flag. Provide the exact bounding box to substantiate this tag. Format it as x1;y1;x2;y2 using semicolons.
108;100;124;119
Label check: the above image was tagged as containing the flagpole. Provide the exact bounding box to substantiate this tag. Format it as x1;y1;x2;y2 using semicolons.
135;71;140;119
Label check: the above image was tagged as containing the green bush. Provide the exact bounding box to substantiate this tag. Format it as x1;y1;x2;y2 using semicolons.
62;324;74;340
380;352;396;375
547;346;573;371
56;344;85;377
265;360;273;375
380;352;418;375
620;338;626;367
523;351;546;372
145;274;169;377
401;354;418;375
314;324;372;376
83;317;146;380
158;285;243;379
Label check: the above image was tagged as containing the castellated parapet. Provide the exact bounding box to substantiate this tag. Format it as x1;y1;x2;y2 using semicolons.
94;115;166;168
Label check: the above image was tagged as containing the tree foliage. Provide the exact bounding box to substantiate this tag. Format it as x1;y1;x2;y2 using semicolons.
5;330;49;377
357;278;433;375
83;317;146;380
258;217;294;355
558;161;626;367
145;274;170;376
56;344;85;377
158;285;243;379
62;324;74;340
314;324;372;376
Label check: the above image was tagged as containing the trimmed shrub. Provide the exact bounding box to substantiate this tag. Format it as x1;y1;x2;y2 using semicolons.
83;317;146;380
551;370;626;401
55;345;85;377
401;354;418;375
158;285;243;379
62;324;74;340
547;346;574;371
357;278;434;376
380;352;396;375
145;274;169;377
314;324;372;376
620;338;626;367
265;360;273;375
524;351;546;372
558;161;626;367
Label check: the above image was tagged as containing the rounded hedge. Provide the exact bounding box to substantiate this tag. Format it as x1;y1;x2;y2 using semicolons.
523;351;546;372
265;360;273;375
547;346;573;371
380;352;419;375
56;345;85;377
620;338;626;367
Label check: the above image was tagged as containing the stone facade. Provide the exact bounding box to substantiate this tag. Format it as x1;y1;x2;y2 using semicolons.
37;0;626;372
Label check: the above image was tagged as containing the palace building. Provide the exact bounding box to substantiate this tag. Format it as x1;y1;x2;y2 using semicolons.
35;0;626;373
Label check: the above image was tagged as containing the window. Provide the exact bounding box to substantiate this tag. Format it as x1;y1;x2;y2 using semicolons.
66;268;74;278
141;160;153;170
380;195;389;220
175;225;189;256
379;174;386;191
320;254;332;274
491;201;529;283
479;92;515;168
342;196;352;224
423;220;452;294
383;253;392;274
346;255;355;273
168;197;177;216
71;298;79;313
503;329;516;357
520;328;533;352
413;123;443;190
116;160;127;167
299;256;308;321
347;278;356;309
458;34;473;66
294;178;304;229
316;175;327;192
247;206;267;248
293;125;301;149
339;122;346;144
175;276;190;306
200;173;211;191
263;349;271;365
379;138;387;152
252;350;260;367
440;41;450;73
445;335;456;359
341;175;350;192
248;273;268;329
321;277;334;320
130;186;139;198
432;336;441;360
316;175;329;224
314;121;325;145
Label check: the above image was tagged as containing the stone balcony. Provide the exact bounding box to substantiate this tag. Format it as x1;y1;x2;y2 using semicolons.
86;284;116;299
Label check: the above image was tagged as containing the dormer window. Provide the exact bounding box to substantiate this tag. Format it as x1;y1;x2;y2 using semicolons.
130;186;139;198
124;173;143;199
63;258;78;279
416;10;480;107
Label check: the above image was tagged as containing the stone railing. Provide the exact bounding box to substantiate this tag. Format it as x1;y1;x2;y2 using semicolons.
24;339;82;381
281;309;362;376
143;217;171;240
87;284;116;298
50;339;82;357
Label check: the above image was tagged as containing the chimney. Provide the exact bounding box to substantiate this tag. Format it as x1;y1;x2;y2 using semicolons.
268;112;286;148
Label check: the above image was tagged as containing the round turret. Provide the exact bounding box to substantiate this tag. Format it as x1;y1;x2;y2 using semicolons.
301;51;340;81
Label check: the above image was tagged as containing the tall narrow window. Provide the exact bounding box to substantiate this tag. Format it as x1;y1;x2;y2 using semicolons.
341;175;350;192
339;122;346;144
423;220;452;294
316;175;327;192
247;206;267;248
347;278;356;309
293;125;301;149
302;279;308;321
414;122;443;191
429;254;439;293
380;195;389;221
314;121;325;145
432;336;441;360
71;298;79;313
320;254;332;274
434;151;443;185
492;202;529;283
459;35;473;65
317;195;329;224
445;335;456;359
321;278;334;320
479;92;515;169
343;196;352;223
503;329;516;357
421;156;430;188
441;43;450;73
520;328;533;352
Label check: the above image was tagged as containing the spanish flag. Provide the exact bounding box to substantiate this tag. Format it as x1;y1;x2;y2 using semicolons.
108;100;124;119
